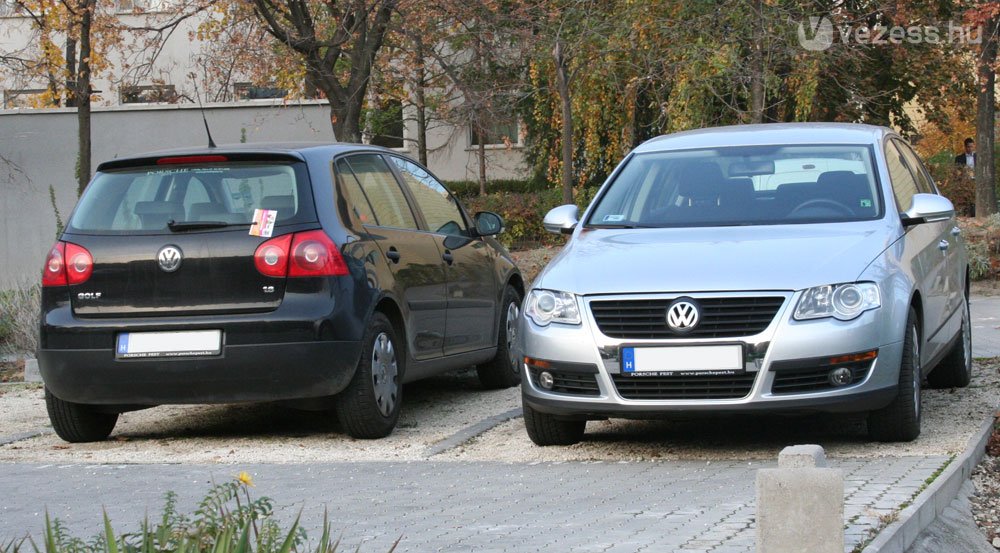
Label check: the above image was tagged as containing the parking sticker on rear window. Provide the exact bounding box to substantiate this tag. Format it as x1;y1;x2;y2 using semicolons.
250;209;277;237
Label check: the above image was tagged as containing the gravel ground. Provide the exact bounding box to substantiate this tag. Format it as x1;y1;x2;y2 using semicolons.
1;359;997;464
973;421;1000;549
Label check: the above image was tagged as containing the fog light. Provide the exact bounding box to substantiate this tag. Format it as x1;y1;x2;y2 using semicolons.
539;371;555;390
829;367;853;387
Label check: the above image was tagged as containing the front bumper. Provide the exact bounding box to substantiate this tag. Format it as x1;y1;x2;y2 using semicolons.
519;290;904;419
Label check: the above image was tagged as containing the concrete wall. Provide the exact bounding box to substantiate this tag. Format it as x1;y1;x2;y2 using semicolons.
0;100;335;288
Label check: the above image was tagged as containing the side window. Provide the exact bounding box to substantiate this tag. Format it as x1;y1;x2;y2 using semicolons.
341;154;418;230
885;140;921;212
335;159;378;225
894;139;936;195
389;156;467;235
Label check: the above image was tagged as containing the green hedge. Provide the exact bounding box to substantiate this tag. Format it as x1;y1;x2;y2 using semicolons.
444;179;550;198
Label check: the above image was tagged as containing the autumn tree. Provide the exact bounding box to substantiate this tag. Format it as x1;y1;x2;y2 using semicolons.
248;0;397;143
1;0;215;194
970;3;999;217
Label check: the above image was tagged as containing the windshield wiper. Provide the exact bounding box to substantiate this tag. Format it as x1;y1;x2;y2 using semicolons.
167;220;232;232
586;223;652;229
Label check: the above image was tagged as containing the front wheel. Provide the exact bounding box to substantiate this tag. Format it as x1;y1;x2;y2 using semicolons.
335;312;403;439
927;297;972;389
45;388;118;443
477;285;523;390
868;308;921;442
523;403;586;446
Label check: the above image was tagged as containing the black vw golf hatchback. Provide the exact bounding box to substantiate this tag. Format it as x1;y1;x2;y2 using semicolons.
39;143;523;442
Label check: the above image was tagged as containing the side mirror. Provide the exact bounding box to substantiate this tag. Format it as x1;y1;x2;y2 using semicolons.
901;193;955;227
543;204;579;235
474;211;504;236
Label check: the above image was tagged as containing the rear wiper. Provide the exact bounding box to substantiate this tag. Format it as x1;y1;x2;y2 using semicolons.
167;220;232;231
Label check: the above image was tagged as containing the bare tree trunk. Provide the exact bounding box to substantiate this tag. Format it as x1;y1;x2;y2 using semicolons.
414;38;428;166
478;138;487;196
75;0;94;196
975;13;998;218
749;0;765;124
554;39;574;205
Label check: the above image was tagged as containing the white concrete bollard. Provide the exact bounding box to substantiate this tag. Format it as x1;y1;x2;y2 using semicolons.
23;358;42;383
757;444;844;553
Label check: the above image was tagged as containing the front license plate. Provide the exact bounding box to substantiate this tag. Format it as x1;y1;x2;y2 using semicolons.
116;330;222;359
621;345;743;377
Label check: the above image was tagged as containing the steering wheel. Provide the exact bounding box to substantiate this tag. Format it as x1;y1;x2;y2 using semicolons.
788;199;854;218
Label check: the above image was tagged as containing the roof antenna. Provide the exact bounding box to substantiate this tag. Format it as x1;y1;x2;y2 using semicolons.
191;77;217;148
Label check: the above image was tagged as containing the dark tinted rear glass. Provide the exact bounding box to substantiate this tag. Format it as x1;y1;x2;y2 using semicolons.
68;161;316;234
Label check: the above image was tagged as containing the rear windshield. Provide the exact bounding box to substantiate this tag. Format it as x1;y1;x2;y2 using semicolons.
587;144;883;228
68;161;316;234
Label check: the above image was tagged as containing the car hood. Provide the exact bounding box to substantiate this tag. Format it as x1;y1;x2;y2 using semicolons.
535;223;897;295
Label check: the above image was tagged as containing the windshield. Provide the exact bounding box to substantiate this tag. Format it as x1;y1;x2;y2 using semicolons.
587;144;882;228
68;161;316;234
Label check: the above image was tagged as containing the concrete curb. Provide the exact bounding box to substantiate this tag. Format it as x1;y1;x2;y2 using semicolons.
0;429;52;446
423;407;522;457
862;414;994;553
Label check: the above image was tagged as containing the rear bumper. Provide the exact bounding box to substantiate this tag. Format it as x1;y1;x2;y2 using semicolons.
39;340;362;405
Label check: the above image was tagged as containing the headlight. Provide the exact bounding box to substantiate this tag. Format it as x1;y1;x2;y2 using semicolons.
525;289;581;326
794;282;881;321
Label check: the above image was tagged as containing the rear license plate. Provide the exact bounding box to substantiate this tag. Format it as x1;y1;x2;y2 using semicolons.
621;345;744;377
116;330;222;359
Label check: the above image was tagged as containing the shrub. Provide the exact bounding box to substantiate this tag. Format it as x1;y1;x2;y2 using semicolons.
0;473;398;553
0;283;40;355
960;214;1000;281
463;187;599;250
928;162;975;216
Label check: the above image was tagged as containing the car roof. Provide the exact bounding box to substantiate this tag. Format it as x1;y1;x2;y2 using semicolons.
634;123;893;153
96;142;404;171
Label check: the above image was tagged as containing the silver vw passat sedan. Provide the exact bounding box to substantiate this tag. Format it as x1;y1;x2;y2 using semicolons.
519;123;971;445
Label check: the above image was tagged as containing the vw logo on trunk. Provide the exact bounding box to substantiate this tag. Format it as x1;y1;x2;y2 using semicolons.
666;298;700;333
157;245;183;273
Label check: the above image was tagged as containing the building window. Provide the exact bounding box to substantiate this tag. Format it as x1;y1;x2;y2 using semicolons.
470;118;520;147
120;84;177;104
234;83;287;100
367;99;404;149
2;88;46;108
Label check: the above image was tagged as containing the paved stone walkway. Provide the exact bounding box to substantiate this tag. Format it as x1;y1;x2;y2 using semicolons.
971;296;1000;359
1;458;949;553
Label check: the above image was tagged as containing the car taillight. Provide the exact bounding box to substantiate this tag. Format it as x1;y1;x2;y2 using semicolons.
42;241;93;287
254;231;348;278
289;230;348;277
254;234;293;277
42;243;67;287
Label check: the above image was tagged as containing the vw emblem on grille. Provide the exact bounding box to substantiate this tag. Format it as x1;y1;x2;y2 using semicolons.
666;298;700;333
157;245;183;273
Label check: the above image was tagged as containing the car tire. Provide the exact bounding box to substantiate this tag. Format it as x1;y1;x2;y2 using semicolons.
927;297;972;389
45;387;118;443
523;403;586;446
335;312;403;439
477;285;523;390
868;308;921;442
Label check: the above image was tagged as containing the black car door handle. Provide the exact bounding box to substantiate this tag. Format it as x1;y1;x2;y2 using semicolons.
442;251;454;265
386;248;401;263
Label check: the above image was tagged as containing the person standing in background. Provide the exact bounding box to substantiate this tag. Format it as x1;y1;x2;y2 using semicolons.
955;137;976;168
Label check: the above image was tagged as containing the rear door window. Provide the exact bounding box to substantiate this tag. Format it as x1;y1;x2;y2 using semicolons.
69;161;316;234
338;154;418;230
389;156;468;236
